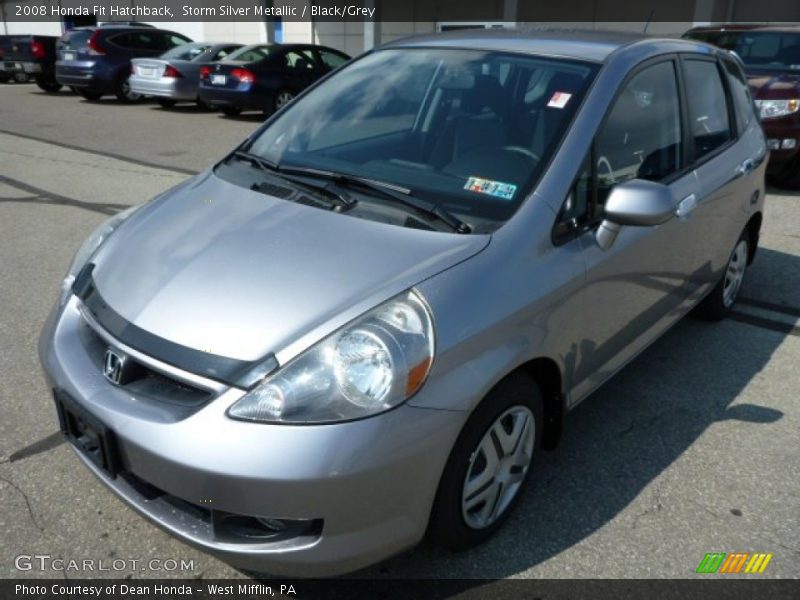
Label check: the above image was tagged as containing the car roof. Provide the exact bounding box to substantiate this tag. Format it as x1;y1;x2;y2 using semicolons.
382;28;706;63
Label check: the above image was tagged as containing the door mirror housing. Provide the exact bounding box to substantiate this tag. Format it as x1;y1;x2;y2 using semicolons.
595;179;675;250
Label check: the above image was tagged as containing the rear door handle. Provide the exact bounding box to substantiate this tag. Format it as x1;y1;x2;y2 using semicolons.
676;194;698;219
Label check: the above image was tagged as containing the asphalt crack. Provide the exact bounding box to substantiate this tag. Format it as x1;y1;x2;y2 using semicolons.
0;473;45;533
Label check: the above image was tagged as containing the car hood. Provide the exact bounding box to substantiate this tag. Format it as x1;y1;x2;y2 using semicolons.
90;171;489;363
747;70;800;99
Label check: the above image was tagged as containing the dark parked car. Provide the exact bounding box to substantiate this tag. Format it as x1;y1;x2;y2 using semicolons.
684;25;800;188
198;43;349;116
55;26;192;102
0;35;61;91
130;42;243;108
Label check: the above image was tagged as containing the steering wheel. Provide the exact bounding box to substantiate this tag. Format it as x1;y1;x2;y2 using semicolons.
500;145;540;163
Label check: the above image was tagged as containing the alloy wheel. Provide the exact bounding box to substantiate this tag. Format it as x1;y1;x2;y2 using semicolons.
275;91;294;110
122;78;141;101
722;239;748;308
462;406;535;529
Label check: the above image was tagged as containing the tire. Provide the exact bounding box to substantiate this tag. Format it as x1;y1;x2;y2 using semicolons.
156;98;176;108
273;89;294;113
36;79;62;93
195;97;211;110
77;89;103;101
0;73;9;83
114;72;142;103
697;230;750;321
771;156;800;190
428;372;543;551
221;105;242;117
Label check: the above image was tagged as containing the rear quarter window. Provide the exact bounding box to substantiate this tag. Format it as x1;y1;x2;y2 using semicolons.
721;55;756;133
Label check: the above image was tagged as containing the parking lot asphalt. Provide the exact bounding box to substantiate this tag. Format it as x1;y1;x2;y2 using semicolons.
0;82;798;581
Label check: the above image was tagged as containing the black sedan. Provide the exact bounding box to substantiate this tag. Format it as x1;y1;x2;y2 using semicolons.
198;43;350;117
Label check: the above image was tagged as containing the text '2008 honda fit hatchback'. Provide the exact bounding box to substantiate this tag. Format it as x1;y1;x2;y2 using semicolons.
40;30;766;576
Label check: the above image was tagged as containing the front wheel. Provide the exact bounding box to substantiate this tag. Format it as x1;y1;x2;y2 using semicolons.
697;231;750;320
428;372;542;550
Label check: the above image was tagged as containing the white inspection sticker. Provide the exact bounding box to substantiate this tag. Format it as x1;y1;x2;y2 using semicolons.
464;176;517;200
547;91;572;109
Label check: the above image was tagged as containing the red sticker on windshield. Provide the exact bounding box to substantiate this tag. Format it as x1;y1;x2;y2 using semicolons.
547;92;572;109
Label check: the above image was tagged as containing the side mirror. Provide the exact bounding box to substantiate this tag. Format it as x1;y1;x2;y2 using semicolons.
595;179;675;250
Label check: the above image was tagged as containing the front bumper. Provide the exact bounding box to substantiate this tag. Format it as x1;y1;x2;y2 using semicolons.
761;115;800;170
39;296;464;576
129;75;198;101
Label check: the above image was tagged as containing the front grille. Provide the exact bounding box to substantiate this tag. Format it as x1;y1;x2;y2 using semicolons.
77;313;212;407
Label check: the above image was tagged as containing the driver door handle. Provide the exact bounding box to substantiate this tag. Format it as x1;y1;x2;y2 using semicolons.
676;194;698;219
737;158;755;176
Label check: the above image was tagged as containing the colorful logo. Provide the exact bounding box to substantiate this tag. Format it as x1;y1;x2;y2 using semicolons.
696;552;773;574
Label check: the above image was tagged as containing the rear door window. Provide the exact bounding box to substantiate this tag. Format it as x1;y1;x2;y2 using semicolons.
682;59;733;160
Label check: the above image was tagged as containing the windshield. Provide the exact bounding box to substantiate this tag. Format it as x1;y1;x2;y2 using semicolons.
688;30;800;71
161;43;211;61
245;48;596;230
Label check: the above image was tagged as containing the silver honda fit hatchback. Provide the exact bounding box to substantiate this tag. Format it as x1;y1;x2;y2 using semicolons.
40;30;766;576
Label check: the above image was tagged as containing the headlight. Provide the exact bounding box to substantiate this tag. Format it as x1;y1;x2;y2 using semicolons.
58;205;141;306
755;98;800;120
228;289;434;424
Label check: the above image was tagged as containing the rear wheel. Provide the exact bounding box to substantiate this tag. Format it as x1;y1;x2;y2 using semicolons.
698;231;750;321
428;372;542;550
77;89;103;101
221;106;242;117
273;89;294;113
156;98;176;108
114;72;142;103
36;78;62;93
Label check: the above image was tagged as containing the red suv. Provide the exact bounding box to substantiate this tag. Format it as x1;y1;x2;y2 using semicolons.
684;25;800;189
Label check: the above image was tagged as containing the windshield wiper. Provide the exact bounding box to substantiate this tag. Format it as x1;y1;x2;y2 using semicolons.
228;151;356;212
278;166;472;234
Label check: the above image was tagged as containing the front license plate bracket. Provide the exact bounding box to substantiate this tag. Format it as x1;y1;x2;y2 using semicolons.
55;391;120;478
